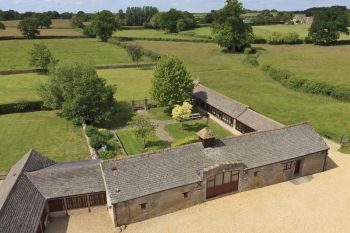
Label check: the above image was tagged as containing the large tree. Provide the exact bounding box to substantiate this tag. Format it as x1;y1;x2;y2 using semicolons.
90;10;119;42
211;0;253;52
18;17;40;38
32;13;52;28
0;22;5;30
38;62;116;124
151;56;194;109
309;6;349;45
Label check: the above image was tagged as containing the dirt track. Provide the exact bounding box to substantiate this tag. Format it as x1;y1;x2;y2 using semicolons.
46;140;350;233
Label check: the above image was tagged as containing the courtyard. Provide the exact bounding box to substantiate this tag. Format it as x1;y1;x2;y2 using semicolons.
45;139;350;233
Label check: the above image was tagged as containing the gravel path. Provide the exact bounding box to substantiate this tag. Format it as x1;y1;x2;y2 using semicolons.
46;140;350;233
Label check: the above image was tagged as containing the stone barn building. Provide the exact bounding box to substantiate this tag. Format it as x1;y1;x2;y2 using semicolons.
0;123;329;231
192;84;284;134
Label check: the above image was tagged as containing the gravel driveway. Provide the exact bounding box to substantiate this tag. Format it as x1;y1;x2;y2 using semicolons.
46;140;350;233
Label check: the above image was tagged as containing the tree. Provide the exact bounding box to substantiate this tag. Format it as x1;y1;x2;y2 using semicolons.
172;102;193;129
158;9;196;32
212;0;254;52
126;45;143;64
18;18;40;39
125;6;158;26
0;22;5;30
131;115;156;148
38;62;116;125
33;13;52;28
309;6;349;45
70;15;84;28
151;56;194;109
90;10;119;42
29;43;58;70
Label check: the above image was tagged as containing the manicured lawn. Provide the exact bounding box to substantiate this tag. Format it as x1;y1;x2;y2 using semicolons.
134;40;350;147
0;38;132;70
0;73;46;104
116;129;166;155
164;119;232;143
0;111;89;172
147;107;172;121
258;44;350;87
98;67;153;101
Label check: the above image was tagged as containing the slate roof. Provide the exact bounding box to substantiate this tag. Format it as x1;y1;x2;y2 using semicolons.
236;108;284;131
27;160;105;199
197;127;215;139
193;84;248;118
102;123;329;204
0;150;55;233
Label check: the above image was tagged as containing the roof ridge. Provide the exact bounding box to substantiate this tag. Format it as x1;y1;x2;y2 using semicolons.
241;108;284;126
23;173;46;198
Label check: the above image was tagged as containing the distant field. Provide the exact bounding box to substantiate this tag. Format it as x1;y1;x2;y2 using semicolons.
0;111;89;172
133;40;350;143
184;25;350;40
0;27;82;37
1;19;73;28
0;38;132;70
258;44;350;87
115;29;206;41
0;68;153;104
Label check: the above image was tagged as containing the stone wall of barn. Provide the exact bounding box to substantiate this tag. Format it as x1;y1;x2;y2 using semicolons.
245;150;328;190
114;183;206;226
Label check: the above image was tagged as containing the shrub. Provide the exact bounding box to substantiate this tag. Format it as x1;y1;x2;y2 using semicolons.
268;32;302;45
0;101;45;115
244;47;257;55
98;150;116;160
243;54;259;67
85;125;99;137
99;129;114;140
253;36;267;44
172;135;198;147
83;25;96;38
90;134;104;150
106;138;119;151
260;63;271;71
301;80;334;96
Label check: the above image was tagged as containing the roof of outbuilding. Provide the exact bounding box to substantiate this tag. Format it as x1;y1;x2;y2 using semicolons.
197;127;215;139
0;150;55;233
193;84;248;118
102;123;328;204
236;109;284;131
27;160;105;199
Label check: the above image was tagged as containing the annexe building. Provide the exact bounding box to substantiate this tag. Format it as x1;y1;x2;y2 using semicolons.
192;84;284;133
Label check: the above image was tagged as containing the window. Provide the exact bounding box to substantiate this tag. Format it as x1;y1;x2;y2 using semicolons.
215;173;223;186
284;162;292;170
140;203;147;210
223;172;232;184
183;192;189;198
254;171;259;177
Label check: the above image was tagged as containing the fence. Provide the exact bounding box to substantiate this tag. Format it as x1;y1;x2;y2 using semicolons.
131;98;157;111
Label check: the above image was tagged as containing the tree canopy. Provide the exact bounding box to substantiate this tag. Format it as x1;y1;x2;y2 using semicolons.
172;102;193;128
17;18;40;39
125;6;159;26
309;6;349;45
151;56;194;109
38;62;116;125
29;42;58;70
212;0;254;52
32;13;52;28
157;9;196;32
0;21;5;30
131;115;156;148
90;10;119;42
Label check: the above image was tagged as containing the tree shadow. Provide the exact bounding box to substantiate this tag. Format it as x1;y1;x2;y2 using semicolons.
98;101;135;129
183;122;207;132
146;140;167;149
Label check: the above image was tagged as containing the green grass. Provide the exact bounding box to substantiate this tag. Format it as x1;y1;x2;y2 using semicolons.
147;107;172;121
0;111;89;172
115;29;206;41
164;119;232;143
0;38;132;70
133;40;350;147
0;73;46;104
340;146;350;154
116;129;166;155
258;44;350;87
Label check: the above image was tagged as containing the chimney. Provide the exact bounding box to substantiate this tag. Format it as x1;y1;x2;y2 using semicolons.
196;127;216;148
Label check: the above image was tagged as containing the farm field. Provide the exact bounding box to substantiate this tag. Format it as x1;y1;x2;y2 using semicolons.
115;29;207;41
0;68;153;104
165;119;232;144
258;44;350;87
0;38;132;70
0;111;89;172
133;40;350;143
1;19;73;28
116;129;166;155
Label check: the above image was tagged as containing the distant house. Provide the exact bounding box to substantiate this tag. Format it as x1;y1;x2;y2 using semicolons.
292;15;314;24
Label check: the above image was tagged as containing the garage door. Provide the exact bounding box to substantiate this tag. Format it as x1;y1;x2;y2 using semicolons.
206;171;239;199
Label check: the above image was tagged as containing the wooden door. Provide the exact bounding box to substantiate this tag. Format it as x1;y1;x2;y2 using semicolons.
294;160;301;175
206;171;239;199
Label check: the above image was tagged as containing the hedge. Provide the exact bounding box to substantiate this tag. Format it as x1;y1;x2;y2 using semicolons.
0;101;48;115
262;64;350;102
114;36;213;43
267;32;303;45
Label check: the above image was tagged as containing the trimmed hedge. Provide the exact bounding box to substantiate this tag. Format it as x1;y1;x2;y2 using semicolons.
262;64;350;102
0;101;47;115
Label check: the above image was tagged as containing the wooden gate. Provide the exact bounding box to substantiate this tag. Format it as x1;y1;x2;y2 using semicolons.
206;171;239;199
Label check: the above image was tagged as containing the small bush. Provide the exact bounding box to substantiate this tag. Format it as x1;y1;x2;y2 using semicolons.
106;138;119;151
98;150;116;160
0;101;45;115
85;125;99;138
172;136;198;147
243;55;259;67
244;47;257;55
90;134;105;150
99;129;114;140
260;63;271;71
268;32;303;45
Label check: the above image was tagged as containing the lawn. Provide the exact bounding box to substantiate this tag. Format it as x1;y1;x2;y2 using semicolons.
258;44;350;87
116;129;166;155
0;68;153;105
0;38;132;70
0;111;89;172
147;107;172;121
165;119;232;143
133;40;350;146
